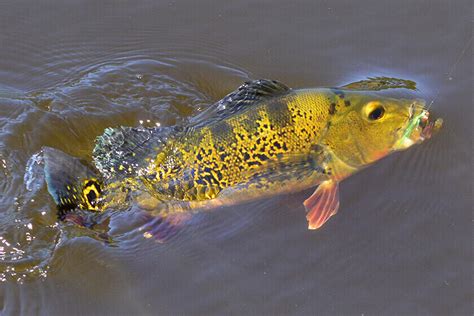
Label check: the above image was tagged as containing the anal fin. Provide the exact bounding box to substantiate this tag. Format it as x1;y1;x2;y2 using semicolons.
139;213;192;243
304;180;340;230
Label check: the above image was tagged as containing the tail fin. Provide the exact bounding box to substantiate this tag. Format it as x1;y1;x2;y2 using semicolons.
43;147;102;218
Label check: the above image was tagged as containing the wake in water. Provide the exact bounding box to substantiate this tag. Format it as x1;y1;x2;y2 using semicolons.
0;55;251;283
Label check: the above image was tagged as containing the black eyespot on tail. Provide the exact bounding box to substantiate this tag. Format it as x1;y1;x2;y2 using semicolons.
82;179;102;210
43;147;103;214
86;190;97;204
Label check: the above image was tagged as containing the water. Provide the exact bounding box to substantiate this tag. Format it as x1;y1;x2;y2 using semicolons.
0;0;471;314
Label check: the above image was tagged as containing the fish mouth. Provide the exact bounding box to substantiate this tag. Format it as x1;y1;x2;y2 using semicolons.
395;100;443;150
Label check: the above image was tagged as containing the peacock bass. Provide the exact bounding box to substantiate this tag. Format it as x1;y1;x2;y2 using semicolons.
43;77;442;237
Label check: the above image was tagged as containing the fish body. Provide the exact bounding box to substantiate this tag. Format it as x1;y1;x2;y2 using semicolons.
146;88;340;199
43;78;442;233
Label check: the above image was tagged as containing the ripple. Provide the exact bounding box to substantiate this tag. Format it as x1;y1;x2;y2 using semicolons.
0;55;251;283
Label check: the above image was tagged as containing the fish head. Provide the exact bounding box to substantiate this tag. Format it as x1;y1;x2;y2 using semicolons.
323;91;442;170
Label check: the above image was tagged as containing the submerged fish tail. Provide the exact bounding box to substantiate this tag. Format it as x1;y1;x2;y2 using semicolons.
43;147;103;218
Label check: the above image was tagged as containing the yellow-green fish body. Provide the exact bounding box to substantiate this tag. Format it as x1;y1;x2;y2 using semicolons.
147;88;340;200
43;78;442;233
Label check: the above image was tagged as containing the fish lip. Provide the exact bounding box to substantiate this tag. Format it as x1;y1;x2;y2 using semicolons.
403;101;443;144
418;111;433;139
412;110;432;142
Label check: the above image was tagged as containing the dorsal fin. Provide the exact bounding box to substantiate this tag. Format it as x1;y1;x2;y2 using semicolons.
216;79;291;110
340;76;417;91
93;126;179;181
190;79;291;127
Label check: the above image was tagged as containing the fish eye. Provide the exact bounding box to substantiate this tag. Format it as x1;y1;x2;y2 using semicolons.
368;106;385;120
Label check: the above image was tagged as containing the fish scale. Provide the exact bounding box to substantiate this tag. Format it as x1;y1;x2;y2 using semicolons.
147;89;338;201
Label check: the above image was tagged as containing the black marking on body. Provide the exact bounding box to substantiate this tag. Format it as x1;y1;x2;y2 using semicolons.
254;153;269;161
247;161;262;167
329;102;337;115
265;100;293;128
219;153;228;161
330;88;345;99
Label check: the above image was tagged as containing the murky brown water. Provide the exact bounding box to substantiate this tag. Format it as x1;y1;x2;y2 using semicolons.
0;1;472;315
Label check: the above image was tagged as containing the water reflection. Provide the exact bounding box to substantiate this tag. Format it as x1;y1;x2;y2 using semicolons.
0;0;471;314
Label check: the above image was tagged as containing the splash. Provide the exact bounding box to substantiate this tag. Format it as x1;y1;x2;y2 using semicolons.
0;55;250;283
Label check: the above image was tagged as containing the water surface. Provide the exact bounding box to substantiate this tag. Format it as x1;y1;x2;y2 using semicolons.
0;0;471;315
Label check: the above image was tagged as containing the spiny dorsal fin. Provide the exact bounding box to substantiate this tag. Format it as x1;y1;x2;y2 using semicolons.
217;79;291;110
93;126;178;180
190;79;291;126
340;76;417;91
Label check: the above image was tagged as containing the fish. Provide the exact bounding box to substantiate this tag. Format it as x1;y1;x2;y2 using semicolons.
43;77;442;238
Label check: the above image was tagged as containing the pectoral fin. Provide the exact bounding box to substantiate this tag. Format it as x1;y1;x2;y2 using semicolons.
304;180;340;230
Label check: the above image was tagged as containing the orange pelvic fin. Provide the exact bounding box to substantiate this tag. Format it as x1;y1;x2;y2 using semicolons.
304;180;340;230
